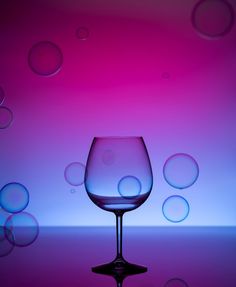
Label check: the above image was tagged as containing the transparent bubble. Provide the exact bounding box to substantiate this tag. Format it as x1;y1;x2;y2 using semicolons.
102;149;115;165
162;195;190;223
191;0;234;39
162;72;170;79
0;106;13;129
28;41;63;76
76;27;89;40
64;162;85;186
0;182;29;213
5;212;39;247
0;227;14;257
164;278;189;287
0;86;5;105
118;176;142;198
163;153;199;189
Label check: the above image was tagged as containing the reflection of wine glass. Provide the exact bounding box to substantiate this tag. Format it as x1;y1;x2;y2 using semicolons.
85;137;153;275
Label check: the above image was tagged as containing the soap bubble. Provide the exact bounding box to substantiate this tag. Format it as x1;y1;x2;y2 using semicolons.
0;227;14;257
164;278;189;287
191;0;234;39
64;162;85;186
28;41;63;76
76;27;89;40
0;86;5;105
162;72;170;79
162;196;190;223
0;182;29;213
0;106;13;129
5;212;39;247
118;176;142;198
102;149;115;165
163;153;199;189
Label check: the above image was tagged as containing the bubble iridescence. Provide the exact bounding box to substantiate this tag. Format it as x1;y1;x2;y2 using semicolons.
118;176;142;198
64;162;86;186
0;106;13;129
0;182;29;213
28;41;63;76
5;212;39;247
162;195;190;223
191;0;234;39
163;153;199;189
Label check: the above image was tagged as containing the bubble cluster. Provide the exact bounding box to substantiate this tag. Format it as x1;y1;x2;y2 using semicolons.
76;27;90;40
163;153;199;189
0;86;5;105
64;162;86;186
0;182;29;213
5;212;39;247
0;183;39;255
162;195;190;223
28;41;63;76
118;176;142;198
192;0;234;39
0;106;13;129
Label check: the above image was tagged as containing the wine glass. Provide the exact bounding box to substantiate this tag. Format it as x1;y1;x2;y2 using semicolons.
85;136;153;275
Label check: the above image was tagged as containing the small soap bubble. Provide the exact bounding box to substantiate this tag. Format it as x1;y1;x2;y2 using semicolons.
0;106;13;129
118;176;142;198
76;27;89;40
0;86;5;105
0;227;14;257
64;162;86;186
28;41;63;76
5;212;39;247
191;0;234;39
164;278;189;287
162;72;170;79
163;153;199;189
0;183;29;213
162;196;190;223
102;149;115;165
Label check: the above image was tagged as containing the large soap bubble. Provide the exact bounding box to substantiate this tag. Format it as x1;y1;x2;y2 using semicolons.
64;162;86;186
28;41;63;76
163;153;199;189
0;106;13;129
118;176;142;198
0;182;29;213
162;195;190;223
5;212;39;247
191;0;234;39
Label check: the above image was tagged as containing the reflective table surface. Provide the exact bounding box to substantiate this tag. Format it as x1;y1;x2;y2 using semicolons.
1;227;236;287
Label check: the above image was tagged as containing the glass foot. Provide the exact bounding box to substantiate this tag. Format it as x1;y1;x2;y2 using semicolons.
92;257;147;276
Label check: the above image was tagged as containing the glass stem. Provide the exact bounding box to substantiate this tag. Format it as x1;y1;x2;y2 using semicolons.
116;213;123;259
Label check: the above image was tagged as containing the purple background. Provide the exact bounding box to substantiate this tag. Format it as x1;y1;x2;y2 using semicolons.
0;0;236;226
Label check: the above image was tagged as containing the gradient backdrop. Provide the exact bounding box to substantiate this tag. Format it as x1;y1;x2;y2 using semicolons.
0;0;236;226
